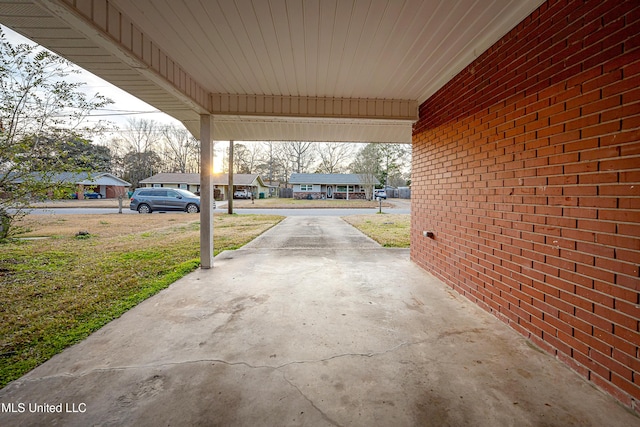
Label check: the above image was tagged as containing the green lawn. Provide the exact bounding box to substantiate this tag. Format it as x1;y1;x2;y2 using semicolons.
0;213;283;387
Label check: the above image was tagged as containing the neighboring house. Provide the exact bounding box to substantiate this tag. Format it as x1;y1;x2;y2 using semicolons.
289;173;380;200
139;172;271;200
212;173;272;200
139;173;201;193
9;172;130;199
73;172;131;199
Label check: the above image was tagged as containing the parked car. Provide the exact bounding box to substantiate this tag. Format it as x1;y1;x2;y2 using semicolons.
233;189;252;199
72;192;103;199
374;189;387;200
130;188;203;214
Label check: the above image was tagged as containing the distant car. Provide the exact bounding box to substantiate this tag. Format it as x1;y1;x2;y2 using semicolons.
130;188;203;214
233;189;252;199
374;189;387;200
72;192;102;199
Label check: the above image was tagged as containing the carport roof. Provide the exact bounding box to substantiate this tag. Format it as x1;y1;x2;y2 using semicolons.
0;0;544;143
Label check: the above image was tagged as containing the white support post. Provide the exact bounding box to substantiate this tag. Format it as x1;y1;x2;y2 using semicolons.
200;114;214;269
228;140;234;214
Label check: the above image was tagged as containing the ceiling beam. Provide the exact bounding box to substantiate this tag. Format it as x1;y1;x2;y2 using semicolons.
210;94;417;121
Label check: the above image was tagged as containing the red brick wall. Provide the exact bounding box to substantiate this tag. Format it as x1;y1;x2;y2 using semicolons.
411;0;640;412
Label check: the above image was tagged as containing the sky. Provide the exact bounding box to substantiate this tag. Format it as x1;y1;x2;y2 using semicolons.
1;25;183;132
1;25;233;171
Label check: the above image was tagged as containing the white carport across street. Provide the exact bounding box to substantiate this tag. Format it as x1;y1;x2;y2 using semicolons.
0;0;545;266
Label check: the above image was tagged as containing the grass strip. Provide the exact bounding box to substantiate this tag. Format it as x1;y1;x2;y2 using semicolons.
342;214;411;247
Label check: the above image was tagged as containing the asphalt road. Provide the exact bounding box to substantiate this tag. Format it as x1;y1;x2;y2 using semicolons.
21;199;411;216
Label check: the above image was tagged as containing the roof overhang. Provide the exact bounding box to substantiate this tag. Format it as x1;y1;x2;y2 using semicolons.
79;173;130;187
0;0;545;143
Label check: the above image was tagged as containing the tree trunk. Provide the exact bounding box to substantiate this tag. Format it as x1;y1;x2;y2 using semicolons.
0;209;12;240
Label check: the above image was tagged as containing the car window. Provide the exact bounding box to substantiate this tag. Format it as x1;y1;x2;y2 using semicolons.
138;190;152;196
167;190;180;198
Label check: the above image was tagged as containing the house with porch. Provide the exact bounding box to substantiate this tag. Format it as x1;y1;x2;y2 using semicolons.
140;172;271;200
290;173;379;200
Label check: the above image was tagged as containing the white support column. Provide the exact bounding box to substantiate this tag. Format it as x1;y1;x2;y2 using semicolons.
200;114;214;269
228;140;234;214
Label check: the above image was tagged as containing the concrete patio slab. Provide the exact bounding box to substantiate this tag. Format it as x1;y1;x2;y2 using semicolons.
1;216;638;426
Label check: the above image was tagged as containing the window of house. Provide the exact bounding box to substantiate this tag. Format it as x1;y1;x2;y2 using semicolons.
153;184;162;188
336;185;355;192
179;183;187;189
300;184;313;191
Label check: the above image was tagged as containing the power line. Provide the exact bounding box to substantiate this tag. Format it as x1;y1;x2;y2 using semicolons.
84;110;165;117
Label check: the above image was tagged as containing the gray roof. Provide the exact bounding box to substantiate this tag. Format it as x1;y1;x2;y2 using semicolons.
290;173;379;185
140;173;266;186
10;172;130;186
76;173;131;187
140;173;200;185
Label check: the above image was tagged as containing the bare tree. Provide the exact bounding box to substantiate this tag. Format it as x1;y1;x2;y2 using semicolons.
283;141;315;174
315;142;353;174
121;118;160;154
273;143;294;185
119;118;161;187
160;125;199;173
254;141;280;184
105;136;126;176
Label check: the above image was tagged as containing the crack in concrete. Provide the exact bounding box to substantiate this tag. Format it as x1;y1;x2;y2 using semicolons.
273;340;419;369
281;371;343;427
8;340;426;386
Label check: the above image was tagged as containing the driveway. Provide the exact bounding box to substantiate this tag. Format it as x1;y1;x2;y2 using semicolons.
0;217;637;426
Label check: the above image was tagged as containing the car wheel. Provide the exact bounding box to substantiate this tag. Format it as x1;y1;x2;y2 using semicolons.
186;203;199;213
97;194;102;199
137;203;151;214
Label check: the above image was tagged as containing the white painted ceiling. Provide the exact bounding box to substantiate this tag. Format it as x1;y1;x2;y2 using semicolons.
0;0;544;142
